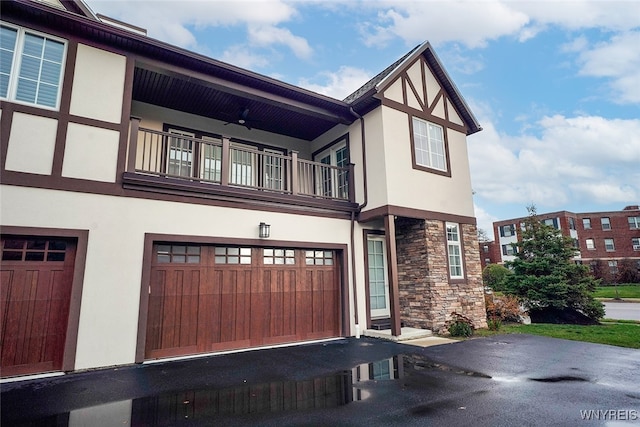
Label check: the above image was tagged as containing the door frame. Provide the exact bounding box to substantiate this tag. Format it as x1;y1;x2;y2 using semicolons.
135;233;350;363
0;226;88;374
365;233;390;319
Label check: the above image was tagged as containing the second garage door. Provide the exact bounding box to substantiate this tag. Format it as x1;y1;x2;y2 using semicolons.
145;244;341;360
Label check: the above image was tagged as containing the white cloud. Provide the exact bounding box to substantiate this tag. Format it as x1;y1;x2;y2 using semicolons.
468;104;640;209
473;204;499;238
575;31;640;104
220;45;270;69
248;25;313;59
298;66;372;99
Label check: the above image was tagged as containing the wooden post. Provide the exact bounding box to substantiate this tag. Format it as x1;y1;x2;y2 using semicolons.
290;150;299;196
221;137;230;186
347;163;355;202
384;214;402;337
127;116;141;172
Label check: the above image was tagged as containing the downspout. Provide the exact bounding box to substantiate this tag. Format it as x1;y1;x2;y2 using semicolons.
348;107;368;337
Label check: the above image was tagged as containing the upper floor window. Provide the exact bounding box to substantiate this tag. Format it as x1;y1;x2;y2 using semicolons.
1;23;66;110
628;216;640;229
601;217;611;230
582;218;591;229
499;224;515;237
314;137;349;199
585;238;595;250
568;217;576;230
632;238;640;251
604;238;615;251
502;244;516;256
412;117;447;172
446;222;463;278
543;218;559;229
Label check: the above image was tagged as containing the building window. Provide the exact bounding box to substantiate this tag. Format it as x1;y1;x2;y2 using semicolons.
568;217;576;230
2;238;67;262
632;238;640;251
314;138;349;199
608;260;618;275
305;250;333;265
1;23;66;109
604;238;615;252
601;217;611;230
157;244;200;264
502;244;516;256
543;218;559;229
446;222;463;278
582;218;591;229
214;247;251;264
499;225;515;237
585;239;595;250
412;117;446;172
263;248;295;265
628;216;640;229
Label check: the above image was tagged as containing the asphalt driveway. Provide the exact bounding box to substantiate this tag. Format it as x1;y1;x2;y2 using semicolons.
2;335;639;426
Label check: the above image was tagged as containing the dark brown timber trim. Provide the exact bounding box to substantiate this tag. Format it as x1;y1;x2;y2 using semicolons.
384;215;401;336
359;205;476;225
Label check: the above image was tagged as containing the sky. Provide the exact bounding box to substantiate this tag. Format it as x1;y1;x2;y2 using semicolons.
85;0;640;236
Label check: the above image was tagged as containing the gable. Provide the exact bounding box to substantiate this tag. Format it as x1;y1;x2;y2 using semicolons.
379;55;467;135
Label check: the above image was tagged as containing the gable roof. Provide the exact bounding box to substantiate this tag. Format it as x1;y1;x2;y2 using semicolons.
345;42;482;135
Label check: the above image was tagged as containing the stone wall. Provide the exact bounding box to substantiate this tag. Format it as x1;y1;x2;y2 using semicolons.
396;217;487;333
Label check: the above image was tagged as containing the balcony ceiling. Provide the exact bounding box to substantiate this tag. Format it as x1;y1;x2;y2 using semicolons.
133;67;351;141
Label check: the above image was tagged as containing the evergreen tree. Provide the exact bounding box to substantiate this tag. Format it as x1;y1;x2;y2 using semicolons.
504;206;605;322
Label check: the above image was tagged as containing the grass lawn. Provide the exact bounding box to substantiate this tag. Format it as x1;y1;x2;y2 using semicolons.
474;322;640;349
592;284;640;299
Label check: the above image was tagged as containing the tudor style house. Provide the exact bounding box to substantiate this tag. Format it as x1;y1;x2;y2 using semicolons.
0;0;486;378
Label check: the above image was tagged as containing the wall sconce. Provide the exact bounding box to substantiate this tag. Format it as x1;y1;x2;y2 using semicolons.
259;222;271;238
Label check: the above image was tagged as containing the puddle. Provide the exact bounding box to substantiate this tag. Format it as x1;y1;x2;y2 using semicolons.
5;354;495;425
529;376;589;383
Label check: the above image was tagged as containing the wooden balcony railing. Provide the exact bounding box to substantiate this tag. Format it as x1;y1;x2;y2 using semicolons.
126;118;354;202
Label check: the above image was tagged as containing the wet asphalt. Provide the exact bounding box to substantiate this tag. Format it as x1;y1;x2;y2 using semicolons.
1;334;639;426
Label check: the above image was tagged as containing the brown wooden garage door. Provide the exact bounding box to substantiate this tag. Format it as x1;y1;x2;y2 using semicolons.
0;237;76;377
145;245;341;359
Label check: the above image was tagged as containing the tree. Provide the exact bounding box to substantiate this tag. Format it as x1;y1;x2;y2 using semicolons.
482;264;512;292
477;228;492;242
617;258;640;284
503;205;605;322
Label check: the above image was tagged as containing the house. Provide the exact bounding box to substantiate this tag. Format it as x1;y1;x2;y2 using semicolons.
493;206;640;280
0;0;486;379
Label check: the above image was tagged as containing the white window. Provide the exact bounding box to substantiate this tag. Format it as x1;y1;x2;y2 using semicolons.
601;217;611;230
632;238;640;251
167;129;194;177
502;244;516;256
446;222;463;278
608;260;618;275
628;217;640;230
230;143;257;186
315;141;348;199
499;224;514;237
585;239;595;250
412;117;446;171
568;217;576;230
1;23;66;109
582;218;591;229
604;238;615;251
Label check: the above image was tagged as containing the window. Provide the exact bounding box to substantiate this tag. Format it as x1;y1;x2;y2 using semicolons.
314;139;349;199
263;149;284;190
499;224;515;237
230;143;257;186
628;217;640;230
167;129;194;177
502;244;516;256
157;244;200;264
412;117;446;172
608;260;618;275
604;238;615;252
1;23;66;109
263;248;295;265
582;218;591;229
585;239;595;250
214;247;251;264
543;218;559;229
305;250;333;265
446;223;463;278
632;238;640;251
601;217;611;230
2;238;66;262
568;217;576;230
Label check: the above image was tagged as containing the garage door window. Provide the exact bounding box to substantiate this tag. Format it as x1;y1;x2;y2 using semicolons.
264;248;295;265
2;238;66;261
157;244;200;263
305;250;333;265
215;247;251;264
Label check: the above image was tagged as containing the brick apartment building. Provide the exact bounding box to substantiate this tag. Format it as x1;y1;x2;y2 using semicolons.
487;206;640;279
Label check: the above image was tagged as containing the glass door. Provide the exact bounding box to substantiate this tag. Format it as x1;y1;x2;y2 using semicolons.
367;236;390;318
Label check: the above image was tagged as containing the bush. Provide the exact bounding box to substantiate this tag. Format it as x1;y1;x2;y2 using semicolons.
482;264;512;292
487;317;502;331
447;312;474;337
485;293;523;323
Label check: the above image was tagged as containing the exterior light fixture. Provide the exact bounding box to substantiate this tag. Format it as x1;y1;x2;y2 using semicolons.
259;222;271;238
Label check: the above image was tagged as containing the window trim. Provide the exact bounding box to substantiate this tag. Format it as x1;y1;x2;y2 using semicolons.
628;216;640;230
601;217;611;230
0;21;67;111
582;218;591;229
409;116;452;177
604;238;615;252
446;222;464;279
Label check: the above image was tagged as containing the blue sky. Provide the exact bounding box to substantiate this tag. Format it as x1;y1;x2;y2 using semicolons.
85;0;640;235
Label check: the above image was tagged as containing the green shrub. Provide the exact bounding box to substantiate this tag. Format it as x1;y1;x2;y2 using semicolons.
447;312;474;337
487;317;502;331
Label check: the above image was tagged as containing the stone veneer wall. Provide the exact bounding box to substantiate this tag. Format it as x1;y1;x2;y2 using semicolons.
396;217;487;333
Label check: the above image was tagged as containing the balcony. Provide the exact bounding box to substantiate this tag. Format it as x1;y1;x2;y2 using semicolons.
123;119;356;210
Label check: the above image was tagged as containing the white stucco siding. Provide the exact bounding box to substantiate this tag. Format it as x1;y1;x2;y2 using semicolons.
361;108;389;209
61;123;120;182
5;112;58;175
379;106;475;217
0;185;360;370
69;44;126;123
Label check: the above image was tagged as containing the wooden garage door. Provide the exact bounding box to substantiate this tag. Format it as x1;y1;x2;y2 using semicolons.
0;237;76;377
145;245;340;359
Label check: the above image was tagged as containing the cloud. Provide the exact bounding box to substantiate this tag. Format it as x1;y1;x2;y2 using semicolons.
248;25;313;59
473;204;499;238
575;31;640;104
468;104;640;209
220;45;270;69
298;66;373;99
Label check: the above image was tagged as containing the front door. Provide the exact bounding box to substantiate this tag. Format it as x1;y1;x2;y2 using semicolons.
367;236;390;319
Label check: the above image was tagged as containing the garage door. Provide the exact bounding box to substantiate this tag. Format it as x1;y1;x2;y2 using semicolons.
0;237;76;377
145;244;341;359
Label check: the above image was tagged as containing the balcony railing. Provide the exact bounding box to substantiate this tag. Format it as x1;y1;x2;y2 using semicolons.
126;119;354;202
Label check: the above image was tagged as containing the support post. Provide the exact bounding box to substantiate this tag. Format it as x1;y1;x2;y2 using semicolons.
385;214;402;337
127;116;141;172
221;137;230;186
